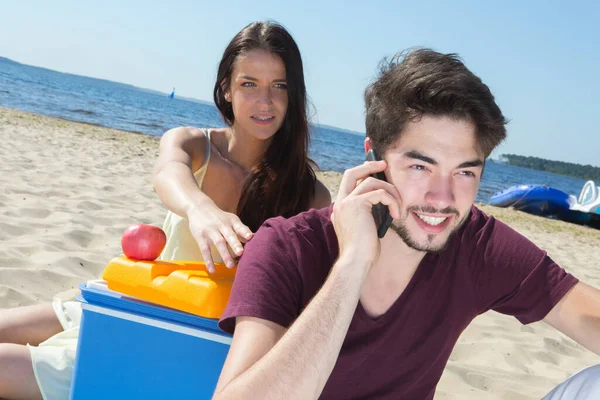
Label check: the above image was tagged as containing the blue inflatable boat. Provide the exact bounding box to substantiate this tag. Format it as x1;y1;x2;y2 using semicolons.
489;185;572;215
489;184;592;225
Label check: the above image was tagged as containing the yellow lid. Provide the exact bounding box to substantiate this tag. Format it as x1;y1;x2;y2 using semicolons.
101;257;235;319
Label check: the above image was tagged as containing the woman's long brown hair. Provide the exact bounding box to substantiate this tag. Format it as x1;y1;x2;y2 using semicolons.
213;21;316;232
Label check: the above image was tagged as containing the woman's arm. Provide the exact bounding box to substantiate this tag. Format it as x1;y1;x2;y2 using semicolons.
152;126;212;218
311;179;332;209
152;127;252;270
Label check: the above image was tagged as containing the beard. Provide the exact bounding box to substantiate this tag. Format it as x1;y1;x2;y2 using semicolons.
390;205;468;253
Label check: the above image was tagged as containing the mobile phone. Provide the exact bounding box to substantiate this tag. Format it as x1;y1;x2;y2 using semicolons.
365;149;393;238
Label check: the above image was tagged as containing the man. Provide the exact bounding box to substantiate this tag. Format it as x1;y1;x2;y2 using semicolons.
213;49;600;399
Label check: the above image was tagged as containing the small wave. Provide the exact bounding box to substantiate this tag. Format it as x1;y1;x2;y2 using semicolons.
0;90;9;94
70;109;95;115
133;122;162;129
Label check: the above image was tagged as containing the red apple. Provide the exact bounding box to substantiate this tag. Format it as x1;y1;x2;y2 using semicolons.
121;224;167;261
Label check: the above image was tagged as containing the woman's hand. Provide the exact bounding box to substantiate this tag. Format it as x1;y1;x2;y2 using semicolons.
186;204;254;273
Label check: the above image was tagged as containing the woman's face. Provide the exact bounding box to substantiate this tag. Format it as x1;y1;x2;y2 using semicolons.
226;49;288;141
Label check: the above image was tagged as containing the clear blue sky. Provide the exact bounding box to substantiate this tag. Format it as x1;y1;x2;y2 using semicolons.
2;0;599;166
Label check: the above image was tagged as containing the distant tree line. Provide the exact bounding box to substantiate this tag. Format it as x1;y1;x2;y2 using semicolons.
500;154;600;181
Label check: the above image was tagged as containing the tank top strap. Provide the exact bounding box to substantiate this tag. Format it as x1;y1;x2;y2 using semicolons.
192;128;211;188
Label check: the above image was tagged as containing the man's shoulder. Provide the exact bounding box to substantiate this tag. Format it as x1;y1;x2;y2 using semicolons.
456;205;536;255
260;204;336;242
462;205;503;236
241;204;338;270
219;205;337;336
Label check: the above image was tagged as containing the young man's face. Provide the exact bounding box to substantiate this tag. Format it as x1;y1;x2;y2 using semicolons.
383;115;484;252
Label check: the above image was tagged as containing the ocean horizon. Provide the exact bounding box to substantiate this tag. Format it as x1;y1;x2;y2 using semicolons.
0;55;590;203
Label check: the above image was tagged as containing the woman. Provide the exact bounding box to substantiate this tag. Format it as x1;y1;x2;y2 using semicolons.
0;21;330;400
154;20;330;271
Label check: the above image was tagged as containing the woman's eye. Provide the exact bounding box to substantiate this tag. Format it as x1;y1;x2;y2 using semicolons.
241;82;256;87
274;83;288;90
410;165;426;171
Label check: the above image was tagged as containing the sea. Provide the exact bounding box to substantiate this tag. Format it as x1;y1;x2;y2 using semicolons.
0;56;589;203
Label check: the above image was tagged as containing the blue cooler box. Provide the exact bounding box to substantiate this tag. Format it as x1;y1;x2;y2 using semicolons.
70;281;232;399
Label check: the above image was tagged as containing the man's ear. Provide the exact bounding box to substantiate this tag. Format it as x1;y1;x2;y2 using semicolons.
364;137;373;154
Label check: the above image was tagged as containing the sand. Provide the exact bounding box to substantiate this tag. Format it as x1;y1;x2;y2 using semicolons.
1;107;599;398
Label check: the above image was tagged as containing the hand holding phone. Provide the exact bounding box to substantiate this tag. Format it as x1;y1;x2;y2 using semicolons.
365;149;393;238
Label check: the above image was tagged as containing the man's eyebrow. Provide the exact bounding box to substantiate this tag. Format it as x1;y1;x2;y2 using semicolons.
238;75;287;83
404;150;484;169
404;150;437;165
458;159;484;168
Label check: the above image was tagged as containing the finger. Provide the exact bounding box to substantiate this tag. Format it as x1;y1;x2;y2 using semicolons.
232;222;254;243
337;161;387;201
360;189;401;219
210;233;236;268
220;226;245;257
352;177;401;202
197;240;215;274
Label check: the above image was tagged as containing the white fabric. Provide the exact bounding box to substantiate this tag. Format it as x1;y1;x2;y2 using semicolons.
28;299;81;400
159;128;222;262
543;364;600;399
52;298;81;330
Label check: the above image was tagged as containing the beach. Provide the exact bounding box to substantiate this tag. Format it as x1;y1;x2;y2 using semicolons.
1;107;598;399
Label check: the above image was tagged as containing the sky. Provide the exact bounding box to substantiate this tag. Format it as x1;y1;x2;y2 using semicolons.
1;0;599;166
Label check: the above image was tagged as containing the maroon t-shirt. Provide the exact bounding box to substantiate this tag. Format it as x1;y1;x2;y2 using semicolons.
219;205;578;399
